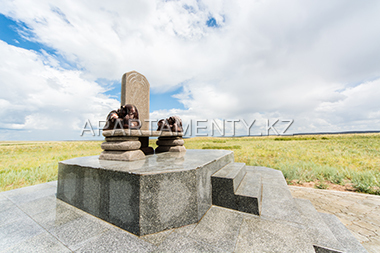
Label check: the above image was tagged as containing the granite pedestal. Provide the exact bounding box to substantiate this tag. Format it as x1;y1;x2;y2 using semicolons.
57;150;233;236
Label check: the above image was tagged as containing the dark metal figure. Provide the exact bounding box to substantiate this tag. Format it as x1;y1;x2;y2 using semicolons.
157;116;183;132
103;104;141;130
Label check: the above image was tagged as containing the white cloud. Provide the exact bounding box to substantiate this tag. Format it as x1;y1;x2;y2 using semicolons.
0;0;380;140
0;40;119;140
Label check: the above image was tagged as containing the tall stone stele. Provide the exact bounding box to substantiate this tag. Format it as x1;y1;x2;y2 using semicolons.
121;71;152;154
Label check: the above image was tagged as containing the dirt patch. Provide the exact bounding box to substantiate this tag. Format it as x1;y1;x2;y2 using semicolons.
289;180;355;192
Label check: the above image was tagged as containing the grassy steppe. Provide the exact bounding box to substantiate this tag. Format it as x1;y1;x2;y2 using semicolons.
1;133;379;194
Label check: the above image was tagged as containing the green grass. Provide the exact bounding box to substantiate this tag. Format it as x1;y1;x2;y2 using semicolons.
1;133;380;194
183;134;380;195
0;141;103;192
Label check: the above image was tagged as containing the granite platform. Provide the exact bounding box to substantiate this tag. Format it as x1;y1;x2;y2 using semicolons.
0;150;368;252
57;150;233;236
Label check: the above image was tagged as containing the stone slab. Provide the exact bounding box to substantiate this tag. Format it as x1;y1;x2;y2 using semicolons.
101;140;141;151
212;163;246;210
156;230;223;252
156;139;185;146
235;215;315;253
1;183;56;205
0;216;45;251
17;195;58;216
320;212;368;253
155;145;186;153
121;71;150;131
0;205;28;226
99;149;145;161
77;226;156;252
105;136;139;142
49;215;112;251
213;162;246;192
295;198;345;252
235;171;262;215
57;150;234;236
188;206;243;252
0;181;369;252
103;129;183;137
30;200;85;231
250;166;304;224
3;231;71;253
0;198;15;213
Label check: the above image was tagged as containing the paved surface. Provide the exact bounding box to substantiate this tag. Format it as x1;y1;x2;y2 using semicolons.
0;181;316;252
289;186;380;253
0;181;373;252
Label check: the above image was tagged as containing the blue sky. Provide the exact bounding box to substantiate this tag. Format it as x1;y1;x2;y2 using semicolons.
0;13;185;113
0;0;380;140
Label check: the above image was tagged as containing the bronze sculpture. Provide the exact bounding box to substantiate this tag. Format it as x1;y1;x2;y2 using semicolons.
157;116;183;132
103;104;141;130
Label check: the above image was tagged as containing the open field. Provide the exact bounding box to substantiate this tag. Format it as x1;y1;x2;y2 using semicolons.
1;133;379;194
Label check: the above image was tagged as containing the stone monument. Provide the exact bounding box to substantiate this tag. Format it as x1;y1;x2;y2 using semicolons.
121;71;152;154
56;71;366;252
99;71;186;161
121;71;150;131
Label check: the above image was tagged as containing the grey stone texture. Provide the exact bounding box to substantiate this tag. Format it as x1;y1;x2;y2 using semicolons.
1;163;371;252
99;149;145;161
155;145;186;153
101;130;185;159
320;212;368;253
3;232;71;253
57;150;233;236
100;135;145;161
211;163;261;215
253;166;304;224
2;149;371;252
188;206;243;252
155;136;186;154
295;198;344;252
289;186;377;253
235;214;315;253
235;170;262;214
155;230;223;253
121;71;150;131
101;140;141;150
102;129;183;137
156;138;185;146
105;136;139;142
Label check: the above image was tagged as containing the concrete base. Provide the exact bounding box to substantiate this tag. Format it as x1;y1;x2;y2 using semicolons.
57;150;233;236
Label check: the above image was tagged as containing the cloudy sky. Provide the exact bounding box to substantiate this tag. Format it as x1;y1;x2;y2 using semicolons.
0;0;379;140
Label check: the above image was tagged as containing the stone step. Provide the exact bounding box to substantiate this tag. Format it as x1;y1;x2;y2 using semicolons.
212;163;261;215
212;162;246;191
211;162;246;210
319;212;368;253
294;198;346;253
249;166;304;224
235;171;262;215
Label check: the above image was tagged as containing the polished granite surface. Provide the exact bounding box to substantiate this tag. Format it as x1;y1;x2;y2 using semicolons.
59;149;233;175
1;176;367;252
0;182;314;252
57;149;235;235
